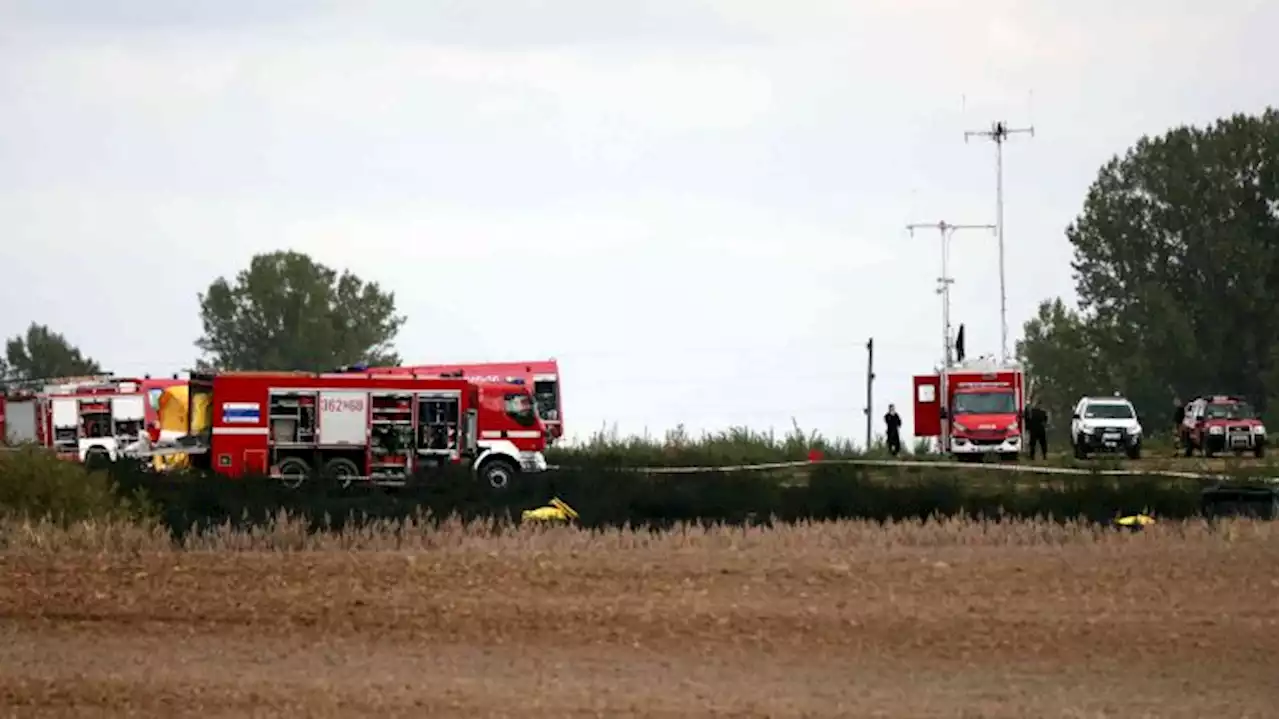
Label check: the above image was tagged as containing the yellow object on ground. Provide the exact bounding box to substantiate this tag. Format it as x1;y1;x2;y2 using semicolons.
1115;513;1156;529
522;497;580;523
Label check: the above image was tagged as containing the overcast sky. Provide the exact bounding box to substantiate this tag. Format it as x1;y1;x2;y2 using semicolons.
1;0;1275;445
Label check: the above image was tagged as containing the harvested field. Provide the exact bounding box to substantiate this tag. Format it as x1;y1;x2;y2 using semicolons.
0;516;1276;718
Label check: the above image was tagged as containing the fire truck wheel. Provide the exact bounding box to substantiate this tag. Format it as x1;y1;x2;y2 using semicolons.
322;457;362;489
84;447;111;472
479;457;518;490
1255;444;1266;459
276;457;311;489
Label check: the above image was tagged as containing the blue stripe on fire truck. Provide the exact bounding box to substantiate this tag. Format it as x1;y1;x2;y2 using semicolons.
221;402;261;424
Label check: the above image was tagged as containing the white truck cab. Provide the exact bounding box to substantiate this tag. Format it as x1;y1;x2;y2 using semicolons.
1071;395;1143;459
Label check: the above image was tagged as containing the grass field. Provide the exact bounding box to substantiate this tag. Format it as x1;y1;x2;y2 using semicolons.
1;515;1275;718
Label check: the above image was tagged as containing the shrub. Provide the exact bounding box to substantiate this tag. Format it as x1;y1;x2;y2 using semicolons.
0;445;154;525
546;421;881;468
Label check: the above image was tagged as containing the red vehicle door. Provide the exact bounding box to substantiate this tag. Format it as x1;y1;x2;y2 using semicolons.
912;374;942;437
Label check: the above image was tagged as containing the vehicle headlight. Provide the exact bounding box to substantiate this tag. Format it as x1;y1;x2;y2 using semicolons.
952;422;968;433
1006;422;1020;433
1081;426;1094;434
1132;425;1142;435
1209;426;1224;435
1252;426;1266;435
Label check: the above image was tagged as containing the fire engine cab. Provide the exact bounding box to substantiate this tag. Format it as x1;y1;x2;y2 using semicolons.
363;366;549;487
138;370;492;488
370;360;563;441
913;359;1026;461
0;375;149;466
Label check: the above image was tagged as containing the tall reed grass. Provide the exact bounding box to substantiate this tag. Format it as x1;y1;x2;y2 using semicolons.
2;511;1272;555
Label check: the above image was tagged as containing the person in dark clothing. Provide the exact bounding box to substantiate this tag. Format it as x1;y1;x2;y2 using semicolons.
1172;397;1185;453
1024;401;1048;459
884;404;903;456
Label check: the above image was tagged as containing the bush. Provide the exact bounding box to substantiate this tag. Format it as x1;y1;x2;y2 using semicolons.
0;445;154;524
547;422;878;468
97;459;1268;538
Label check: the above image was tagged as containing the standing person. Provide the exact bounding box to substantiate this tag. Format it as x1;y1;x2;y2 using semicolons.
883;404;903;456
1172;397;1186;454
1025;400;1048;459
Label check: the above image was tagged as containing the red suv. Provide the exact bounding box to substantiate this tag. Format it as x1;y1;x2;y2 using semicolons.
1181;396;1267;458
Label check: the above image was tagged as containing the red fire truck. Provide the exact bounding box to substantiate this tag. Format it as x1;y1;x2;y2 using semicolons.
913;360;1026;461
149;370;542;488
0;375;151;466
371;360;563;440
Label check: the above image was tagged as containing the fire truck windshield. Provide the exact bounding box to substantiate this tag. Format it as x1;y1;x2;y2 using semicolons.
504;392;537;427
953;390;1016;415
1206;401;1256;420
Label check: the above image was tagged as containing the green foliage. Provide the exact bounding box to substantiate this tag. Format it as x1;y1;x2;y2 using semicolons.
195;250;406;372
0;446;154;524
545;422;874;468
3;323;101;382
93;459;1269;537
1019;107;1279;429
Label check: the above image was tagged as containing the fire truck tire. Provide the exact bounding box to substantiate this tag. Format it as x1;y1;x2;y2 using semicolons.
478;457;518;490
276;456;311;489
321;457;362;489
84;447;111;471
1255;444;1266;459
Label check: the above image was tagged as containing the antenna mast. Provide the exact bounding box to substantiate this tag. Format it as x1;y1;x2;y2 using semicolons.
907;220;997;370
964;120;1034;364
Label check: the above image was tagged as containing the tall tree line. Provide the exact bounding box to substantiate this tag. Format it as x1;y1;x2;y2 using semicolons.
2;251;405;382
1018;107;1278;436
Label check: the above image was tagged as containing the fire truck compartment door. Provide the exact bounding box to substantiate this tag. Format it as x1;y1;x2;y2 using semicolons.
318;391;368;445
912;375;942;437
112;396;146;422
51;398;78;429
4;400;37;443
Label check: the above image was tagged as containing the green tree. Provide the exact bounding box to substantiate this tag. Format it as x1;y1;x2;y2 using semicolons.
195;251;406;372
4;323;102;381
1016;300;1100;441
1019;107;1279;428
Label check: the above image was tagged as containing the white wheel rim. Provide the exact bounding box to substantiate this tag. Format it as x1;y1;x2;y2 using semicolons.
487;467;510;489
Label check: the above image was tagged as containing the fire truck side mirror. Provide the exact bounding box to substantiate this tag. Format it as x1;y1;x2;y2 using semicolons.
1071;412;1080;420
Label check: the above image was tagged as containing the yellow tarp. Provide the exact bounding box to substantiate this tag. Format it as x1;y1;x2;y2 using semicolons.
158;385;189;434
152;385;193;471
189;389;211;434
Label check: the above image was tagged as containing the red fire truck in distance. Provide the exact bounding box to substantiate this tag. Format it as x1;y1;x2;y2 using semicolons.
155;370;488;487
0;375;151;465
362;367;549;485
371;360;563;441
913;359;1026;461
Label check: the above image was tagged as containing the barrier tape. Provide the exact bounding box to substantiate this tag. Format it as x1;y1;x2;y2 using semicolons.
546;458;1280;484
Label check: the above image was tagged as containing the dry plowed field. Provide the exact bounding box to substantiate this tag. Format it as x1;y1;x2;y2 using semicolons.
0;518;1276;718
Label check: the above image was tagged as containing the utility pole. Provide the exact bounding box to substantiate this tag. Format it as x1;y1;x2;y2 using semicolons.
906;220;996;370
863;338;874;449
964;120;1034;364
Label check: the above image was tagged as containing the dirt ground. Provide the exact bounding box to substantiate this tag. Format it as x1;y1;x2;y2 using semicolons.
0;521;1276;718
